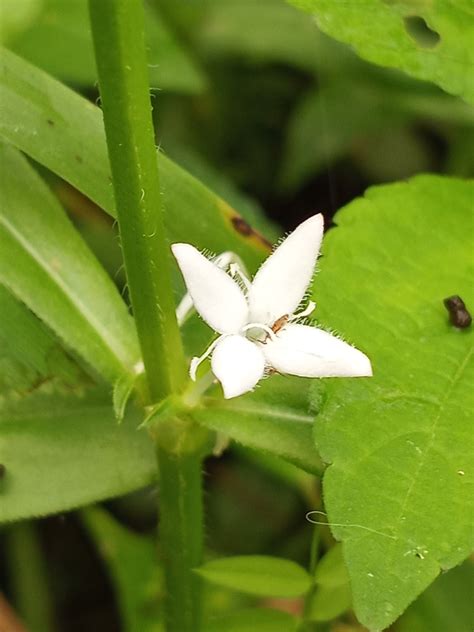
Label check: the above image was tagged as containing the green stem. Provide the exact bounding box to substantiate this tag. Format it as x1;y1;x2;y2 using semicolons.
88;0;185;401
157;446;204;631
301;525;321;627
6;522;54;632
89;4;206;631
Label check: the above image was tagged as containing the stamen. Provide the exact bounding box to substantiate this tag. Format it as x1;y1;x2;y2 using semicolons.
229;262;252;292
290;300;316;321
189;336;224;381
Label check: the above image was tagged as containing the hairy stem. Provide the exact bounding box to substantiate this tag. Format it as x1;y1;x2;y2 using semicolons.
89;0;185;401
157;446;204;631
89;4;205;631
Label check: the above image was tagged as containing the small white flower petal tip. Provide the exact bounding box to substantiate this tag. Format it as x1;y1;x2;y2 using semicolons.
171;213;372;399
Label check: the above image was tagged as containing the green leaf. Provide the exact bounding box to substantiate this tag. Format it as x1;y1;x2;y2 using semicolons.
195;555;312;598
82;507;162;632
314;544;349;588
0;284;85;395
307;544;352;622
194;376;323;475
395;559;474;632
7;0;205;92
0;47;269;272
289;0;474;104
113;371;140;424
204;608;298;632
307;583;352;623
0;390;156;523
0;142;140;383
310;175;474;630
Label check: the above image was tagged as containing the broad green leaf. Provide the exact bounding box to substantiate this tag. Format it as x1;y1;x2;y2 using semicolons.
195;555;311;598
82;507;162;632
307;583;352;622
395;559;474;632
0;143;140;383
204;608;298;632
289;0;474;104
310;175;474;630
7;0;205;92
194;376;323;475
307;544;352;622
0;284;85;395
314;543;349;588
0;390;156;523
0;48;269;271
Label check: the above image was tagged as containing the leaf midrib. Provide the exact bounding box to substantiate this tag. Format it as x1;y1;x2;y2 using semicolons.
387;342;474;556
214;401;313;424
0;215;133;378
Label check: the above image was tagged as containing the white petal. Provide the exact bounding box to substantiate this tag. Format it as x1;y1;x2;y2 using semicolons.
248;214;324;325
262;324;372;378
211;335;265;399
172;243;248;334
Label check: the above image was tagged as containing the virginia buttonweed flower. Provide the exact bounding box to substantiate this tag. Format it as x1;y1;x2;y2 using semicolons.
172;214;372;399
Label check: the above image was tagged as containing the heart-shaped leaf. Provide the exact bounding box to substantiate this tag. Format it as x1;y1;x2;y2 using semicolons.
310;175;473;630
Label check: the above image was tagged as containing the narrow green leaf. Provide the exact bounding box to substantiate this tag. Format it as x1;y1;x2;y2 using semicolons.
82;507;162;632
310;175;474;630
8;0;205;92
194;376;323;475
204;608;298;632
195;555;312;598
0;284;84;395
113;371;139;424
289;0;474;104
0;47;269;271
0;390;156;523
0;143;140;383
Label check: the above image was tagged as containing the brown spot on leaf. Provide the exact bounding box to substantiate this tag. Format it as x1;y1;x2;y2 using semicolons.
230;214;272;250
231;216;253;236
75;155;83;164
217;198;272;252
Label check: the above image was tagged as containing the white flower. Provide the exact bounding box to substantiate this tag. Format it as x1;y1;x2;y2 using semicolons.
172;214;372;399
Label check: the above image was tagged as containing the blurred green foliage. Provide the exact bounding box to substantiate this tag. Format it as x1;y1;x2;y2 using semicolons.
1;0;473;630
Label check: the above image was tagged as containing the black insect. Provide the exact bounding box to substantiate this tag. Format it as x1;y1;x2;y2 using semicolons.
443;295;472;329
